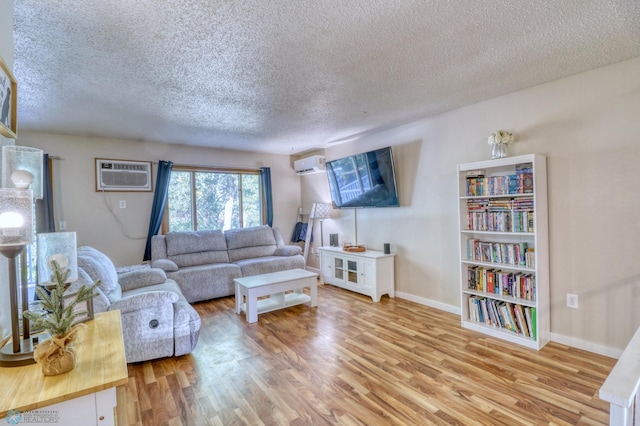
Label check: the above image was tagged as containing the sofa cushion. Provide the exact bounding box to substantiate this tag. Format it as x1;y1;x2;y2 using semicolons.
167;263;241;303
165;230;227;256
225;225;277;262
77;246;122;303
169;250;230;268
225;225;276;249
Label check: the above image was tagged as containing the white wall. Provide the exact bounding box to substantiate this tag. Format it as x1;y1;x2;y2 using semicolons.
0;1;11;65
16;134;302;266
0;0;14;346
303;57;640;356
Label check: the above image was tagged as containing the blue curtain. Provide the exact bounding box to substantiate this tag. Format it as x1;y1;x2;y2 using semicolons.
36;153;55;233
260;167;273;227
143;160;173;261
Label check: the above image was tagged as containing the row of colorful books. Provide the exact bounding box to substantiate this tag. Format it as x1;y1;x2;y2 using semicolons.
468;296;537;339
465;175;534;196
466;197;534;211
464;163;534;197
467;211;534;232
467;266;536;301
466;238;535;267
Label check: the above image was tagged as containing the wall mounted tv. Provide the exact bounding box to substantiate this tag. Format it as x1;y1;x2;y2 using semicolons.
326;146;399;208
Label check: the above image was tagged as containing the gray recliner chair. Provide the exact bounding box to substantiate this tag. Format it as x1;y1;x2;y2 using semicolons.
73;246;201;363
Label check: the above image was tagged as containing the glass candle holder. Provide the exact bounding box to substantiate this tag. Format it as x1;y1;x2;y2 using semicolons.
37;232;78;286
2;146;44;199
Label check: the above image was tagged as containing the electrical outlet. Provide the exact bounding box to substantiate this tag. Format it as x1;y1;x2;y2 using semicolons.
59;221;66;230
566;293;579;309
119;200;126;209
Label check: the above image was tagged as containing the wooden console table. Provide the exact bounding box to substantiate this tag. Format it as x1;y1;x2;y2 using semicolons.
0;310;128;425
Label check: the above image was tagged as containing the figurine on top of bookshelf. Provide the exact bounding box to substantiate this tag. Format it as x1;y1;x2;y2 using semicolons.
488;130;515;159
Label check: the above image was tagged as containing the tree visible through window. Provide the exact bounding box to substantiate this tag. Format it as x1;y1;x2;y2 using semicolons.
166;168;263;232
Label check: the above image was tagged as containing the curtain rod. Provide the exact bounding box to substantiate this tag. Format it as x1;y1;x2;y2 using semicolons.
153;161;264;171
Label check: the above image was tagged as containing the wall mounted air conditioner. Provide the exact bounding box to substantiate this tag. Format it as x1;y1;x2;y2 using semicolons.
95;158;153;192
294;155;326;175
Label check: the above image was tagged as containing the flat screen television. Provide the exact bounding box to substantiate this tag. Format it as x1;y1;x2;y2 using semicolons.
326;146;399;208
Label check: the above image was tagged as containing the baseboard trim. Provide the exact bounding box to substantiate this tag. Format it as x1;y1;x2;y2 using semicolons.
395;291;460;315
550;332;622;359
395;292;621;359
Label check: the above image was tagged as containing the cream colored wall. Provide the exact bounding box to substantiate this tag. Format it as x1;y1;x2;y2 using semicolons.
16;133;302;267
303;57;640;355
0;0;14;345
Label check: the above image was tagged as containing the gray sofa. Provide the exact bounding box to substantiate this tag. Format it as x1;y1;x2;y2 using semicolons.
151;225;305;303
74;246;201;363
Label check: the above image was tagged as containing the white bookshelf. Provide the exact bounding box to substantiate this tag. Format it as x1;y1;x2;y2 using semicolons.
457;154;549;350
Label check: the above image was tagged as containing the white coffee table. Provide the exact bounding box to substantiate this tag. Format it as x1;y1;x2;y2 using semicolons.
234;269;318;323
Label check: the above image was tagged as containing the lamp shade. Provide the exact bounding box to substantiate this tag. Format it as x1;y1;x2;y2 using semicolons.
37;232;78;285
311;203;331;219
2;146;44;200
0;189;33;247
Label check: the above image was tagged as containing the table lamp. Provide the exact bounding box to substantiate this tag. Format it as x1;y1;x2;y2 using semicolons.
0;188;34;366
311;203;332;246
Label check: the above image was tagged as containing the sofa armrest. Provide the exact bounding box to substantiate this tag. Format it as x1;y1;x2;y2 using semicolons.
274;245;302;256
109;290;179;314
118;268;168;291
151;259;179;272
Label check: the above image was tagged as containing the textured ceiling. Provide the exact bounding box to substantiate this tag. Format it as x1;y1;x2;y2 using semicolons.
12;1;640;155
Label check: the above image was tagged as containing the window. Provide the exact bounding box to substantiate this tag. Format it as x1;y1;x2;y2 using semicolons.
165;168;263;232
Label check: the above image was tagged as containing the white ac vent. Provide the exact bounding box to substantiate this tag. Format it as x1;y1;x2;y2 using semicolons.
95;159;152;192
294;155;326;175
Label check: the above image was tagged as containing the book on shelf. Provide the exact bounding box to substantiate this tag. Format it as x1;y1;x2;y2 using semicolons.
467;266;478;290
486;269;495;294
514;304;529;337
524;306;534;338
530;307;537;340
499;303;516;333
515;163;533;174
466;169;485;177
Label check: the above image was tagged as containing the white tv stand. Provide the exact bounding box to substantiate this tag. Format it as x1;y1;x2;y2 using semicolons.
319;247;395;302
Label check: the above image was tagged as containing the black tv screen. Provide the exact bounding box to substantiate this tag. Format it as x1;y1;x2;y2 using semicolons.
326;146;399;208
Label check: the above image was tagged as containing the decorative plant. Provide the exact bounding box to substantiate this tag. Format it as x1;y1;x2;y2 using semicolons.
23;260;100;375
487;130;515;145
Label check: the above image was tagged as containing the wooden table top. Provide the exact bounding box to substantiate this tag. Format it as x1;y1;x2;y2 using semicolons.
0;310;128;417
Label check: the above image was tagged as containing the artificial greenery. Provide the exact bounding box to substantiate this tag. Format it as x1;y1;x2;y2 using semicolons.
23;261;101;337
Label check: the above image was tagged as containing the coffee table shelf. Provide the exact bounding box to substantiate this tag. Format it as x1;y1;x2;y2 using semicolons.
241;291;312;316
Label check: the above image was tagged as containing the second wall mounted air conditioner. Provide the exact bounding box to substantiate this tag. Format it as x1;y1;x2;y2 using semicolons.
294;155;326;175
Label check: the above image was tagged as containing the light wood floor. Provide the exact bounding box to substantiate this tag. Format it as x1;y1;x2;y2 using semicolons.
116;283;616;425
